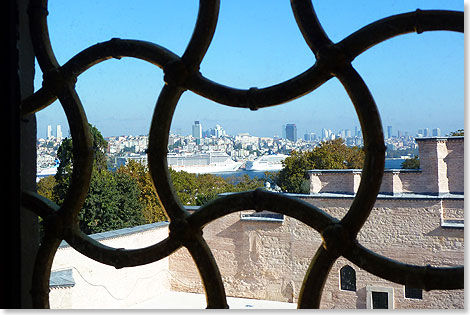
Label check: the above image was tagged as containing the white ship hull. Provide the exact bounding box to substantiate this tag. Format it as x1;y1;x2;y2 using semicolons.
169;162;242;174
167;151;242;174
245;164;284;171
36;166;58;182
245;154;289;171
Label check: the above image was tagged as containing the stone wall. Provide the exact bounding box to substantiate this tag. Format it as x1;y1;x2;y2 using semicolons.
49;222;171;309
443;137;465;194
310;170;361;194
48;195;463;309
168;195;464;309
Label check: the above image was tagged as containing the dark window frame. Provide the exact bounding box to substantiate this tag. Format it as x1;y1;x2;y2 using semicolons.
240;211;284;222
404;286;423;300
372;291;389;309
339;265;356;292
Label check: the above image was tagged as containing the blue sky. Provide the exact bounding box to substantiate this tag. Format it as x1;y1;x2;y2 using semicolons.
34;1;464;139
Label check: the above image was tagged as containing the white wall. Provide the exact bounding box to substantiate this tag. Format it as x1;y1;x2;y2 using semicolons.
50;222;171;309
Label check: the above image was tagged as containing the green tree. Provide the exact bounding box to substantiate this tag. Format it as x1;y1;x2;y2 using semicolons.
54;136;74;204
309;138;364;169
36;175;58;240
51;124;148;234
169;169;232;206
169;168;198;206
193;173;234;206
275;149;313;193
78;170;145;234
231;174;264;192
168;170;265;207
89;124;109;172
449;129;464;136
401;155;420;169
53;124;109;204
274;139;365;193
37;175;57;201
117;160;167;223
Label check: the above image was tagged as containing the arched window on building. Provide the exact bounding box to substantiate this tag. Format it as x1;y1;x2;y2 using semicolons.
340;265;356;291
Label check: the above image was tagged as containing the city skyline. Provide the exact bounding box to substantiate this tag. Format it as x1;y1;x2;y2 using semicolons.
34;1;463;140
39;121;452;141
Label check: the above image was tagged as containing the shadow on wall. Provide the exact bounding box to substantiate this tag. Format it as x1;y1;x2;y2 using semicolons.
355;287;367;309
444;148;463;194
215;216;296;302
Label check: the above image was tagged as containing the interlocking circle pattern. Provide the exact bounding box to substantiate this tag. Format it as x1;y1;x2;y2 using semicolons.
21;0;463;308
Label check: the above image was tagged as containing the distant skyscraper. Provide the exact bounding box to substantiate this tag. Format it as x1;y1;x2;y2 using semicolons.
285;124;297;142
387;126;392;139
192;121;202;139
282;125;286;139
56;125;63;140
214;124;224;138
424;128;430;137
47;125;52;139
432;128;441;137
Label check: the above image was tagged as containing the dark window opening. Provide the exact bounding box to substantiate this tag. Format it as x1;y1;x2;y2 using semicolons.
441;218;464;229
372;291;389;309
340;265;356;291
405;286;423;299
240;211;284;222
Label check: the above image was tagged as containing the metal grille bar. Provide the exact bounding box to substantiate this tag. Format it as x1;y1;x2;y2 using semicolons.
21;0;463;309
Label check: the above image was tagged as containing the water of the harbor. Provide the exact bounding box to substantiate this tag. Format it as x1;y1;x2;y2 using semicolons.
211;158;406;180
384;158;406;169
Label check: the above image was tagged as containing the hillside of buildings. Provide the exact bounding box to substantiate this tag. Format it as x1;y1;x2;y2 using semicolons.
38;122;428;173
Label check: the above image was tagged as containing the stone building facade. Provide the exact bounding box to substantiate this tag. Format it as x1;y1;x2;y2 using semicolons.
169;137;464;309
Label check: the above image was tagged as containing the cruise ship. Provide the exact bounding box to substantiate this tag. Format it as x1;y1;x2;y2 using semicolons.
245;154;289;171
167;151;242;174
36;165;58;182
